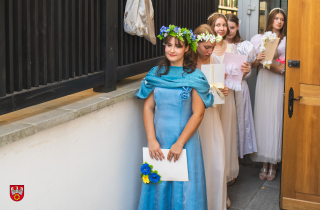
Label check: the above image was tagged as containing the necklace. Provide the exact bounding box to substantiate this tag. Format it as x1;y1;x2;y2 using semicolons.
214;42;225;53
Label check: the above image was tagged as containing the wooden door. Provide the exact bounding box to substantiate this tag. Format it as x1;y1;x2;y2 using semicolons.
281;0;320;209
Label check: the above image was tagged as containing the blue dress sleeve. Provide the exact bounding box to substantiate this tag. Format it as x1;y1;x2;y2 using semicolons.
135;66;158;99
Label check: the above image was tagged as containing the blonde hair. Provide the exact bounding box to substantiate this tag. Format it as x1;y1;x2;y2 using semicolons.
192;24;216;62
194;24;217;42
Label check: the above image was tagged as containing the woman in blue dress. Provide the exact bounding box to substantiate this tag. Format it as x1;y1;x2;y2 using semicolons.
136;25;213;210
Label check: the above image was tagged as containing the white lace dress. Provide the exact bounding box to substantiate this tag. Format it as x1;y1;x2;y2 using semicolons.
235;41;257;158
250;34;286;164
211;43;239;182
199;68;226;209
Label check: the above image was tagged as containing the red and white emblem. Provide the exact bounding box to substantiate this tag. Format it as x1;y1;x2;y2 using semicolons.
10;185;24;201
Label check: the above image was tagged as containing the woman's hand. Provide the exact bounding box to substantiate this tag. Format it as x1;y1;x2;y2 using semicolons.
167;142;184;162
256;53;265;61
149;140;165;161
219;86;229;97
241;62;251;78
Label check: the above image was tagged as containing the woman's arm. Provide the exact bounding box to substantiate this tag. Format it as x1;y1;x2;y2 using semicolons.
251;53;265;68
269;63;285;74
167;89;205;162
143;91;165;161
241;62;251;79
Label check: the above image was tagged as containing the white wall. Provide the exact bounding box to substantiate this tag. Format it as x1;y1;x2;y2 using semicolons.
0;98;147;210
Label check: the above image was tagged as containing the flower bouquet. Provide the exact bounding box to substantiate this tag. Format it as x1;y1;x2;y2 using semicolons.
259;31;280;69
140;162;161;184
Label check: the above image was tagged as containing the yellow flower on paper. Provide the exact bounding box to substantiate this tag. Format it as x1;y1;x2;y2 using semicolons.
142;175;150;184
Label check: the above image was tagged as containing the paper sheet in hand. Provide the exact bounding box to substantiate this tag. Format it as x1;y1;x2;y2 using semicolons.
260;38;280;64
223;52;247;91
143;147;189;181
201;64;225;104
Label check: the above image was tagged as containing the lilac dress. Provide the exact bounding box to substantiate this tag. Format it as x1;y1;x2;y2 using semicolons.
235;41;258;158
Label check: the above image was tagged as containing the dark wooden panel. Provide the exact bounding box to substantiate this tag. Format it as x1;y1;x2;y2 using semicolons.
26;0;32;89
63;0;70;80
116;57;163;81
83;0;88;75
95;0;100;72
0;0;6;97
6;0;14;93
119;0;124;66
93;0;117;92
47;0;55;83
71;0;77;78
39;0;48;85
89;0;94;73
32;0;40;87
78;0;82;76
56;0;62;81
15;0;23;91
0;71;105;115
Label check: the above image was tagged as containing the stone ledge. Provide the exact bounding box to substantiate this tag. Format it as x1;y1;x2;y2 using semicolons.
0;74;145;148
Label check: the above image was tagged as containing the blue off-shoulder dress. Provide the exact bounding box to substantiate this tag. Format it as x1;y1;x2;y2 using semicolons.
138;86;208;210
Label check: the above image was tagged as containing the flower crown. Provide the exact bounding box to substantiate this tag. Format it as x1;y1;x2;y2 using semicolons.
269;8;285;15
207;13;227;21
197;31;223;43
157;25;198;53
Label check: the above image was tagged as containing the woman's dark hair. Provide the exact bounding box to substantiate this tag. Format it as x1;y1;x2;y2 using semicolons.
156;35;197;77
264;9;287;42
225;14;243;43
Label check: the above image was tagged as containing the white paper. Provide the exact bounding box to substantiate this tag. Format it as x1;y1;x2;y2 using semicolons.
201;64;225;104
143;147;189;181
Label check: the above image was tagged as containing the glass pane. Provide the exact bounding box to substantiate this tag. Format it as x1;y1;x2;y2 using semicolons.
258;0;283;33
259;2;268;33
218;0;239;17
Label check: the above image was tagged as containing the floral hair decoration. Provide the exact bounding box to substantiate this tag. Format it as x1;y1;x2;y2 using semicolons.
207;13;227;21
269;8;286;15
157;25;198;53
197;31;223;43
140;162;161;184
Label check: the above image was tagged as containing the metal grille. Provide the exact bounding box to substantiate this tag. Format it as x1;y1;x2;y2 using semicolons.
2;0;101;94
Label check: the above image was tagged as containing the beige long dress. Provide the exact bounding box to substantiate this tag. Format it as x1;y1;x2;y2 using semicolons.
199;106;227;210
211;43;239;182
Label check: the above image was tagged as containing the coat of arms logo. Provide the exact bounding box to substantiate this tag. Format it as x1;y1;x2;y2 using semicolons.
10;185;24;201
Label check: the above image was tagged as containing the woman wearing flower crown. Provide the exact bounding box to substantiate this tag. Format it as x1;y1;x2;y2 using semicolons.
250;8;286;181
193;24;228;210
224;14;258;160
136;25;213;210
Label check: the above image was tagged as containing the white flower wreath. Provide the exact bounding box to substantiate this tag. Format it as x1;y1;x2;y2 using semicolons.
197;31;223;44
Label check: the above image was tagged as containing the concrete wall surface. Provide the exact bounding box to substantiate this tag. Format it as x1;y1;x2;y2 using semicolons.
0;98;147;210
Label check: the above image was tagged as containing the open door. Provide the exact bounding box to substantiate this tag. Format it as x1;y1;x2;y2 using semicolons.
281;0;320;209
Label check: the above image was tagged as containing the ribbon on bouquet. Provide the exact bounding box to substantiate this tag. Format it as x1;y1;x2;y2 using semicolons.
210;64;225;99
210;82;225;107
209;65;225;107
210;83;226;99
